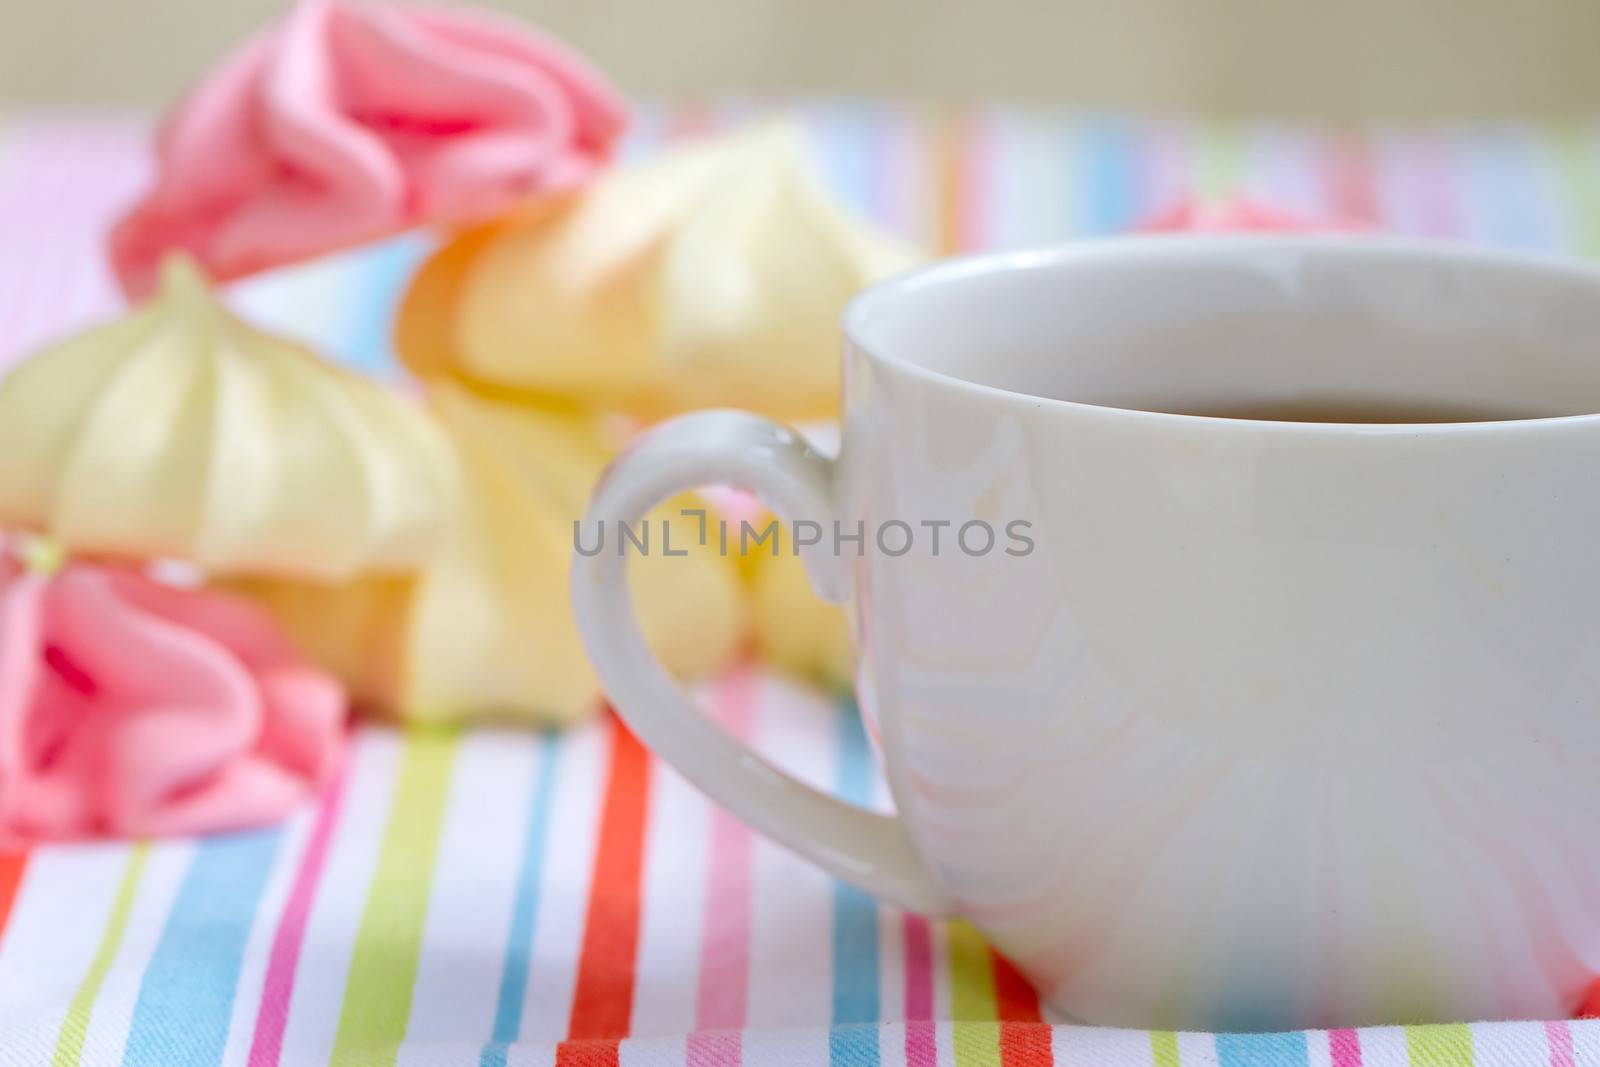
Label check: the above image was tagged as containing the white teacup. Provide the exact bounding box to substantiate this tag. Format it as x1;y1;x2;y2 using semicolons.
573;236;1600;1031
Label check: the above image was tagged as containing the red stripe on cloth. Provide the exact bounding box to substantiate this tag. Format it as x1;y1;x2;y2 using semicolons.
554;1037;629;1067
1579;977;1600;1018
0;852;27;942
1326;132;1379;225
992;951;1041;1022
994;950;1053;1065
558;714;653;1067
1001;1024;1056;1067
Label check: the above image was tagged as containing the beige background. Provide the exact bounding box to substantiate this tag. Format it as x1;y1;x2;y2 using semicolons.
2;0;1599;119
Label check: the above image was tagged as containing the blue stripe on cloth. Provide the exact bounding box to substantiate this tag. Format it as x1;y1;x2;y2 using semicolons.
809;102;880;220
829;128;902;1067
1216;1031;1312;1067
830;697;881;1067
1079;117;1135;236
121;828;283;1067
480;735;561;1067
1459;127;1559;251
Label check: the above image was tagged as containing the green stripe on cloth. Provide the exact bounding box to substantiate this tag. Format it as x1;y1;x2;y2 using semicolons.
949;921;1000;1066
51;843;149;1067
1406;1023;1475;1067
330;731;461;1066
1150;1030;1182;1067
1552;124;1600;256
1194;119;1245;201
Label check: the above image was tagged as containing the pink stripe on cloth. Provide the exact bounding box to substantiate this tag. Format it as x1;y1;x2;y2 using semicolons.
1409;135;1465;238
0;119;144;369
904;914;936;1066
1547;1021;1575;1067
1330;1027;1362;1067
246;759;351;1067
688;669;758;1067
687;1029;741;1067
0;129;87;363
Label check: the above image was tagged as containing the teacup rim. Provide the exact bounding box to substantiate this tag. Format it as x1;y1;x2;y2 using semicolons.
842;233;1600;433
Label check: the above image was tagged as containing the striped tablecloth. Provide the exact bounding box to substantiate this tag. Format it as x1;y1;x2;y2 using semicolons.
2;105;1600;1067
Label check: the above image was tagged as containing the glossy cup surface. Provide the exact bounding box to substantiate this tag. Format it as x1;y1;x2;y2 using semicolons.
839;237;1600;1028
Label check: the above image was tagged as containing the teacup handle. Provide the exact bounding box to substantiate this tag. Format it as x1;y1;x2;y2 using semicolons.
573;410;952;915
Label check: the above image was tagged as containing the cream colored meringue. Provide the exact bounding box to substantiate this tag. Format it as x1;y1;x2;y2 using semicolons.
0;256;454;580
396;122;924;420
744;525;853;691
234;382;748;725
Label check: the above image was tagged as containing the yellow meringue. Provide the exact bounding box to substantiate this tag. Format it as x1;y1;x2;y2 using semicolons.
234;382;748;725
0;256;454;581
743;523;854;691
396;122;924;420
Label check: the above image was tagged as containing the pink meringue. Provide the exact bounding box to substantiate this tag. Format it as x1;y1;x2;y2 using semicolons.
110;0;628;297
1138;196;1368;233
0;547;346;841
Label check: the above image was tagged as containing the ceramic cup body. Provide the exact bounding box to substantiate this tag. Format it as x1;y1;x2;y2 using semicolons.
575;236;1600;1031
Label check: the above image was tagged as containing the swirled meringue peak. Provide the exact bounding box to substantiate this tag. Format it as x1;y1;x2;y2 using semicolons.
110;0;627;297
0;256;455;580
396;121;925;421
232;381;748;726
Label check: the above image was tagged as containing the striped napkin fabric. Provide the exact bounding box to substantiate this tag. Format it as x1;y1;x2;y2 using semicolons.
1;105;1600;1066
